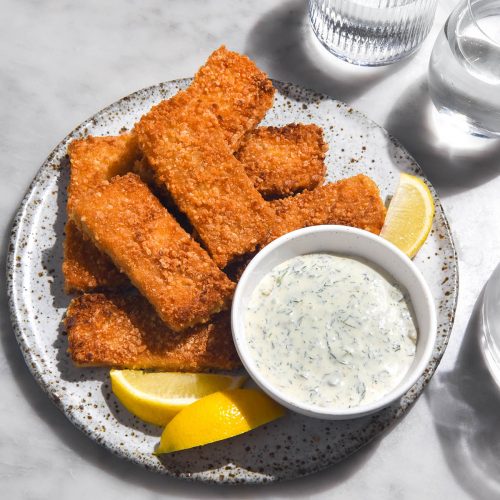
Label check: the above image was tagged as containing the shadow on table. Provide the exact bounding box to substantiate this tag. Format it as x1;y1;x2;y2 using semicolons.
385;77;500;197
245;0;416;104
426;290;500;500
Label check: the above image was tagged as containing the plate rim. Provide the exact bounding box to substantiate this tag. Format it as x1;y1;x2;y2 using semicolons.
6;77;459;484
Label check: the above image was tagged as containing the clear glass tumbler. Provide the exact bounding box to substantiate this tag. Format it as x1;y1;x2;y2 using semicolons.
309;0;438;66
428;0;500;137
482;263;500;388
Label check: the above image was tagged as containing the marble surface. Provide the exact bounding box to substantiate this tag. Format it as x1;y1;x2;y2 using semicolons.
1;0;499;498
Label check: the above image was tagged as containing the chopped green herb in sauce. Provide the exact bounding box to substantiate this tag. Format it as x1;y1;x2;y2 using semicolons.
244;253;418;409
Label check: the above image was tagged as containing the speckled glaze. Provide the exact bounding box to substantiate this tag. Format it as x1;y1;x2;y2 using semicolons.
6;79;458;484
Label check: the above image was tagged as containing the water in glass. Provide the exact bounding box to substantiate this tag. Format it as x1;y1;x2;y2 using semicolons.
428;0;500;137
309;0;438;66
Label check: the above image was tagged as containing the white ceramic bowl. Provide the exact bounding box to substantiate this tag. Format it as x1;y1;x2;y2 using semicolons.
231;225;437;420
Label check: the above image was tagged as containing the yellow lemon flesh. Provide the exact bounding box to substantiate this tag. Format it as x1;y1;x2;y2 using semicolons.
157;388;285;454
110;370;247;426
380;173;435;258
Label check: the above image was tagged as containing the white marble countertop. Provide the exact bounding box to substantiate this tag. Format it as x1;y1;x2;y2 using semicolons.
1;0;500;498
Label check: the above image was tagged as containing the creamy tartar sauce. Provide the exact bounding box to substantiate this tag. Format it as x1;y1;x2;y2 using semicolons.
244;253;417;409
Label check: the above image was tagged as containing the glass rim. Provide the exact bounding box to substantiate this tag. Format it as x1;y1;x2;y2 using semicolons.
468;0;500;47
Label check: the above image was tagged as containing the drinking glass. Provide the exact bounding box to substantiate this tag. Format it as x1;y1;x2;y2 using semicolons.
308;0;438;66
428;0;500;137
482;263;500;388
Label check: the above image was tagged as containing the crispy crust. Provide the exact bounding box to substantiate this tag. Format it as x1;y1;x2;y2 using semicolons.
132;156;155;186
135;92;277;268
187;45;275;151
63;134;139;292
268;174;387;243
235;124;328;197
224;175;386;279
65;293;240;371
64;125;327;291
70;173;235;331
132;156;178;209
63;221;129;293
66;134;138;214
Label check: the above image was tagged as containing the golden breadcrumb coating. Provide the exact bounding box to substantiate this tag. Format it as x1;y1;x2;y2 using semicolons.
268;174;387;243
64;124;326;292
135;92;277;268
63;221;129;293
63;134;138;292
225;175;386;280
65;293;240;371
70;173;235;332
132;156;178;209
66;134;138;213
235;124;328;197
186;45;275;151
132;157;156;191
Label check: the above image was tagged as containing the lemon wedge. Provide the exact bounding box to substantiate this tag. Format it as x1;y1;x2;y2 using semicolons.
380;173;435;258
157;389;285;454
110;370;247;426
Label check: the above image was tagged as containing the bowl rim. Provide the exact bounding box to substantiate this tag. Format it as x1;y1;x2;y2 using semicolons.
231;225;437;419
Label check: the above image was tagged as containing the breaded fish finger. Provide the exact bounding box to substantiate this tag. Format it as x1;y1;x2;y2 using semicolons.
187;45;275;151
65;293;240;371
63;134;138;292
70;173;235;332
135;94;277;268
226;174;386;280
66;134;138;213
63;221;130;292
235;124;328;197
268;174;386;242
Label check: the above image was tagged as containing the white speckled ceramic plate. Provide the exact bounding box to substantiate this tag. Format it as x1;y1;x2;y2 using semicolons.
7;79;458;484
